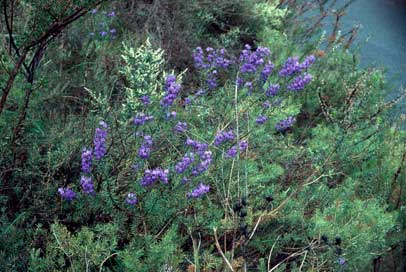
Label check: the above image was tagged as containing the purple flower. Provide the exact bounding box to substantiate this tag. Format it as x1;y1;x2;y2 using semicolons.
93;121;108;160
81;148;92;174
278;57;301;77
193;47;208;69
265;84;280;97
126;193;138;205
300;55;316;70
338;257;346;266
260;61;275;82
140;95;151;105
275;116;296;132
58;188;76;201
138;145;151;159
80;176;95;195
188;183;210;198
207;70;218;90
175;153;195;174
138;135;153;159
214;130;235;146
263;100;270;109
161;75;182;107
185;138;208;156
140;168;169;186
109;28;117;34
184;97;192;105
193;47;231;70
99;31;108;37
191;151;212;176
287;73;313;91
174;122;188;133
90;8;98;14
134;113;154;125
239;44;271;74
256;115;267;124
225;146;237;158
239;140;248;151
106;11;116;17
225;140;248;159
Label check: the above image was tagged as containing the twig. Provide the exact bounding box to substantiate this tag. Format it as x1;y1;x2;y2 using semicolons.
213;228;235;272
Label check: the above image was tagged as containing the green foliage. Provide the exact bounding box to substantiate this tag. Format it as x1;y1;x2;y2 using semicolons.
30;222;118;271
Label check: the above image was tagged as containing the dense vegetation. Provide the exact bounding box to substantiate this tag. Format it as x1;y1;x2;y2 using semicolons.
0;0;405;271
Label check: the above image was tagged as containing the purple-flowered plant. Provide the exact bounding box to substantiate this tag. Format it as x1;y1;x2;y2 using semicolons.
278;56;301;77
214;130;235;146
138;135;153;159
287;73;313;91
58;188;76;201
265;83;280;97
81;148;92;174
134;113;154;126
93;121;108;160
191;150;212;176
300;55;316;70
275;116;296;132
188;183;210;198
126;193;138;205
174;122;188;133
175;153;195;174
256;115;267;124
161;75;182;107
140;168;169;186
80;176;95;195
140;95;151;105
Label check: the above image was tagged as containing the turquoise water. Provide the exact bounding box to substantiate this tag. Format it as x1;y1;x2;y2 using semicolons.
331;0;406;114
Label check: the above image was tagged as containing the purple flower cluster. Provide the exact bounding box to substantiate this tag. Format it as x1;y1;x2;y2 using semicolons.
134;113;154;126
239;44;271;74
300;55;316;70
185;138;209;155
226;140;248;158
279;55;316;77
193;47;232;70
214;130;235;146
126;193;138;205
81;148;92;174
161;75;182;107
191;151;212;176
175;153;195;174
140;168;169;186
89;10;117;39
287;73;313;91
265;83;280;97
94;121;108;160
256;115;267;124
260;61;275;82
174;122;188;133
275;116;296;132
278;57;301;77
188;183;210;198
206;70;218;90
138;135;153;159
140;95;151;105
58;188;76;201
80;176;95;195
